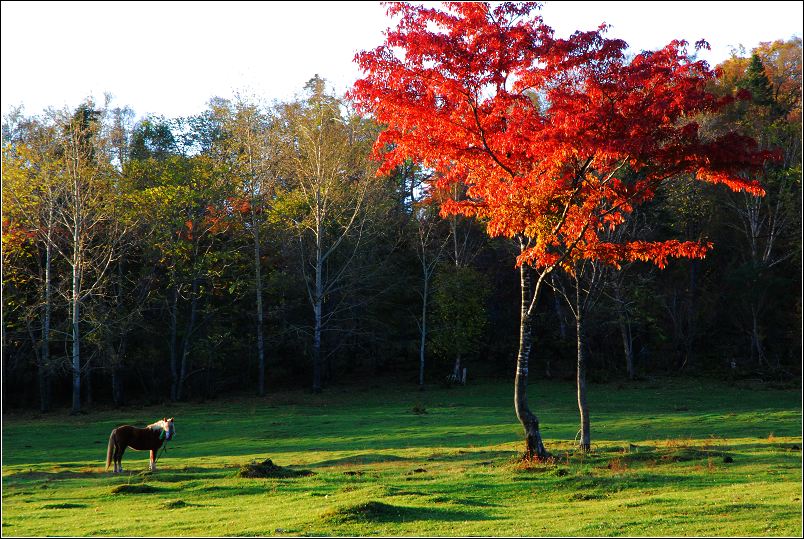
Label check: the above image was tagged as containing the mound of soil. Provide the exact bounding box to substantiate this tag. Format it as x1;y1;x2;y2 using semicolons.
42;503;87;509
162;499;190;509
110;484;159;494
568;492;605;501
236;458;314;479
321;501;401;523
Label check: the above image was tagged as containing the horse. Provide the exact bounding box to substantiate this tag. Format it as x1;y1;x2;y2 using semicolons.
105;417;175;473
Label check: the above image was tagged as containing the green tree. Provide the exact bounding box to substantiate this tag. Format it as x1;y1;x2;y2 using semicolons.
208;95;278;396
430;265;489;384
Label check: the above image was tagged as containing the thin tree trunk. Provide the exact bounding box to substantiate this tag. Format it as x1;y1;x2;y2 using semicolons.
84;355;93;407
575;309;591;452
70;259;81;414
169;285;179;401
111;258;126;406
419;276;428;387
310;183;325;394
450;214;463;384
253;212;266;396
312;251;323;393
112;326;127;406
452;353;462;381
177;278;199;401
614;285;634;380
750;304;766;366
515;260;548;459
40;239;52;413
620;314;634;381
552;274;567;341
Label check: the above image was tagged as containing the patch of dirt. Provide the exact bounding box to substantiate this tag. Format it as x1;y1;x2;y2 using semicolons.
236;458;314;479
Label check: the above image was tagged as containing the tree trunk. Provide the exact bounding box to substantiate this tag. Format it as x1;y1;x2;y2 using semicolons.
84;355;93;407
40;240;52;413
575;311;591;452
111;334;126;406
253;211;266;396
169;285;179;401
620;315;634;381
312;253;323;393
452;353;462;381
614;285;634;380
552;274;567;341
70;263;81;414
750;303;766;366
514;261;548;459
419;276;428;387
176;278;199;401
112;259;126;406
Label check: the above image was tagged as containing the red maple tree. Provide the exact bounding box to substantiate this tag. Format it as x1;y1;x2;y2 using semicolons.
350;2;772;458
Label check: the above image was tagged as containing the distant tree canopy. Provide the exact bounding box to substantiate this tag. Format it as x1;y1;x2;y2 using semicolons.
1;16;800;416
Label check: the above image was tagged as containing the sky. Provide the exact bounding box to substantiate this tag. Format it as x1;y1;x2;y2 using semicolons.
1;1;802;121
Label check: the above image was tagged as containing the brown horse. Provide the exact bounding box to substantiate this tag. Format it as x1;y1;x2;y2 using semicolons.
105;417;175;473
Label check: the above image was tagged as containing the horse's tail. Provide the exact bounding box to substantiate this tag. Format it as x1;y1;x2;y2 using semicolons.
105;430;115;471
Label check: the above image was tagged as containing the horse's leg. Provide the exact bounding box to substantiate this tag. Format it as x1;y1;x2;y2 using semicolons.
116;444;125;473
149;449;156;471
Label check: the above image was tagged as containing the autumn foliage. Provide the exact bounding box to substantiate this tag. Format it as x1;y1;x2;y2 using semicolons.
350;2;772;274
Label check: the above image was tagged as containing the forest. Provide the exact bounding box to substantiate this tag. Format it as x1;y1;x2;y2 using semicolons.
1;6;801;430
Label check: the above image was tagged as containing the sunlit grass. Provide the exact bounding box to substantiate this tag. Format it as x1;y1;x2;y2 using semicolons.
2;378;801;536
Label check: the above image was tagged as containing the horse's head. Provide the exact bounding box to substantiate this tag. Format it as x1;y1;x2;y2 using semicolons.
166;417;175;440
161;417;175;440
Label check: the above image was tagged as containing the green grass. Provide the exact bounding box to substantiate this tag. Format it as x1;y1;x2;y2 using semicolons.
2;377;801;536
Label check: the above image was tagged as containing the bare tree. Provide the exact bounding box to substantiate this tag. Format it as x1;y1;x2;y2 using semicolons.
404;164;449;387
47;102;127;413
276;76;379;393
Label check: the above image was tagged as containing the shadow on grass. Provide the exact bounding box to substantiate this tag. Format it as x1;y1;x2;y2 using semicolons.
4;469;101;482
3;464;241;489
552;470;752;494
141;465;239;483
321;500;496;524
313;453;409;467
194;485;275;497
424;449;512;463
41;502;88;509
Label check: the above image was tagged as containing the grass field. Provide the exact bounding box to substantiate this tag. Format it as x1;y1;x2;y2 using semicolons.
2;377;801;536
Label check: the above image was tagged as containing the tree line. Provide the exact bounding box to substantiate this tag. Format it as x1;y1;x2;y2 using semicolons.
2;25;800;443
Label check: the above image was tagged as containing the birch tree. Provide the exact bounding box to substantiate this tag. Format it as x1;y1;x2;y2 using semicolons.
276;76;379;393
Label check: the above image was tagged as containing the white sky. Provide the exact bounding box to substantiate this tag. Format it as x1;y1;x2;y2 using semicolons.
1;1;802;121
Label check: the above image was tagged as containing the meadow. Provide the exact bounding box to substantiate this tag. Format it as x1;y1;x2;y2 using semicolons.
2;377;801;536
